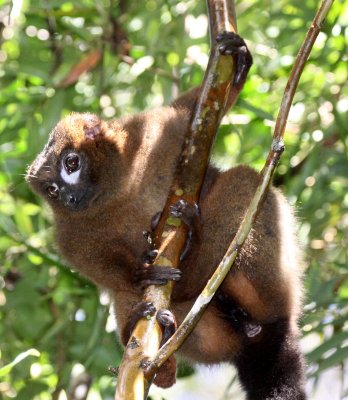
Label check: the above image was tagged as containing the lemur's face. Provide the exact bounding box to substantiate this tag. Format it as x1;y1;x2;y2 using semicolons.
26;113;110;213
27;147;98;212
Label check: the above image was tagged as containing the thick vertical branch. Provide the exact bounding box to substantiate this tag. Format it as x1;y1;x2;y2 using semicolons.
145;0;335;376
115;0;238;398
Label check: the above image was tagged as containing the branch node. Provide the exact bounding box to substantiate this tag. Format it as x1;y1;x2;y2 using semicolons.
128;336;141;349
140;357;157;381
139;358;151;370
108;366;119;376
272;138;285;154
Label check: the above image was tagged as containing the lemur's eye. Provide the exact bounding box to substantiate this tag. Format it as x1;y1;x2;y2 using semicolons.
47;183;59;199
64;153;80;174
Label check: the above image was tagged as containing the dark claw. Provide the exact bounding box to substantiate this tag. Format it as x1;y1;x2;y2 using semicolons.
179;230;192;262
215;31;252;86
157;309;177;345
151;211;162;231
234;45;250;86
169;199;200;226
135;301;156;318
169;199;201;261
141;249;158;264
134;264;182;288
143;230;154;246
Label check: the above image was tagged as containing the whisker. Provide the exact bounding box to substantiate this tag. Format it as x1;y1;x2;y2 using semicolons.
24;174;38;179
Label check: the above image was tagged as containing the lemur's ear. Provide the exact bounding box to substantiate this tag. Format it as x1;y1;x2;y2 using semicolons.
82;114;106;140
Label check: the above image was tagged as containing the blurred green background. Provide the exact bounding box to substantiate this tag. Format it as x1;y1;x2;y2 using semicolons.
0;0;347;399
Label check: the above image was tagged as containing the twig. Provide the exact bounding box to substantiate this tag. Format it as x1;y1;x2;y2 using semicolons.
115;0;237;398
145;0;335;376
45;11;63;75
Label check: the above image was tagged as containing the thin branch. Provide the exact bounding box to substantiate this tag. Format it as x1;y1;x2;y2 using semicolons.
115;0;237;398
145;0;335;375
45;11;63;75
266;0;334;157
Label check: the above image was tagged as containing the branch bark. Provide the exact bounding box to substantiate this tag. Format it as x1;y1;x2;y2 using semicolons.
115;0;238;398
145;0;335;378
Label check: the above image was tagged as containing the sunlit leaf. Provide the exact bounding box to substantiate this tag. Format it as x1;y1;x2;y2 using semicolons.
0;349;40;377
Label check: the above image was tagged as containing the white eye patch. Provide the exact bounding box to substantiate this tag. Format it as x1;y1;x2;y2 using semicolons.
60;164;81;185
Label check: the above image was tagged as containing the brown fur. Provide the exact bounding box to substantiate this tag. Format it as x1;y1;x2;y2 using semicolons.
27;87;306;398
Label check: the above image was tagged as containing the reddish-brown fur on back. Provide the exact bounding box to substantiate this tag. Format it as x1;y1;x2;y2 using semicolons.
27;93;303;352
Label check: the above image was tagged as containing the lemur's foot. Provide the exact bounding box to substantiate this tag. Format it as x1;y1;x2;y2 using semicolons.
169;199;200;226
141;248;158;264
134;264;182;288
124;303;178;346
142;210;162;250
124;301;156;342
157;309;177;345
140;310;178;388
170;199;201;261
216;31;253;86
217;292;262;338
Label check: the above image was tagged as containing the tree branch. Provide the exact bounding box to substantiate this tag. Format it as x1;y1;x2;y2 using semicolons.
115;0;238;398
145;0;335;377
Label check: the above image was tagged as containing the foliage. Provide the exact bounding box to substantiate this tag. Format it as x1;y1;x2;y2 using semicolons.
0;0;347;399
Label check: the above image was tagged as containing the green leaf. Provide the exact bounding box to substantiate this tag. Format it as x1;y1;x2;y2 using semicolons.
0;349;40;377
307;331;348;363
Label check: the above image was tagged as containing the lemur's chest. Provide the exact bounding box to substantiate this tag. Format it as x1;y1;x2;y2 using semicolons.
54;208;149;273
